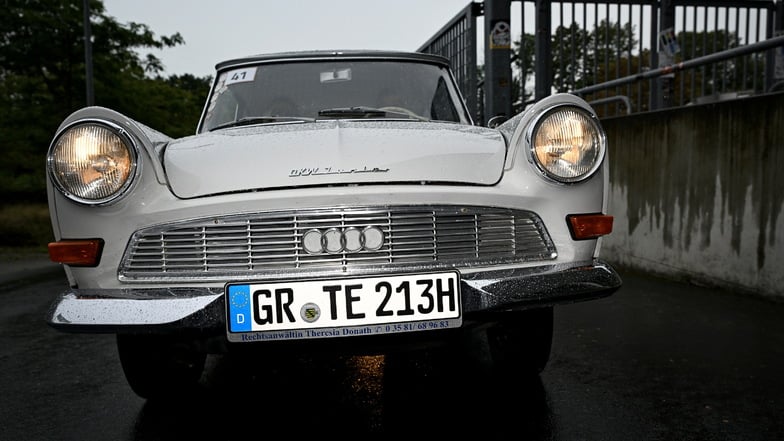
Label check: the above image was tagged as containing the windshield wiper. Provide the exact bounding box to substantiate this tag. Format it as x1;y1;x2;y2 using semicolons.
318;106;421;119
209;116;315;131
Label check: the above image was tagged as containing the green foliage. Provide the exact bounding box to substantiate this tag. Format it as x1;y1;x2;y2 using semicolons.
0;0;212;204
0;203;53;250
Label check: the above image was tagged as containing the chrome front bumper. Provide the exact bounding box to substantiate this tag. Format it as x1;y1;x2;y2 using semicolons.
47;259;621;333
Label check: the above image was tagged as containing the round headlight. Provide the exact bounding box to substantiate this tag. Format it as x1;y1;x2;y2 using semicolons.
528;106;606;183
47;121;137;205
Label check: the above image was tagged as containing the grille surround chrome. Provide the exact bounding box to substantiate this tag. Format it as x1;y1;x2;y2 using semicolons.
118;205;557;282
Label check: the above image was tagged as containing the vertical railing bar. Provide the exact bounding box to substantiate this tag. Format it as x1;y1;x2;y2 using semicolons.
559;1;565;91
743;7;749;90
615;3;621;115
583;2;589;102
691;4;697;104
521;2;526;108
676;4;682;106
704;5;710;96
637;3;644;112
678;4;685;106
732;5;738;91
754;8;761;91
594;0;599;107
626;3;632;112
764;0;775;92
604;3;610;112
717;6;723;93
723;6;729;93
571;1;577;91
711;6;718;94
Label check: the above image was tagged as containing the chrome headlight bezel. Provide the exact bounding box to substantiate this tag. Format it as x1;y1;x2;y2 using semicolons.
47;119;139;206
525;105;607;184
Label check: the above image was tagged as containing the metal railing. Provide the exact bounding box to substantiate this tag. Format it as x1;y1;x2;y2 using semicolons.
420;0;783;120
418;2;484;123
574;34;784;115
521;0;782;116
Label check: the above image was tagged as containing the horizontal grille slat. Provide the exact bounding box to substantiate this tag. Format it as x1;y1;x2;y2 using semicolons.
119;205;556;281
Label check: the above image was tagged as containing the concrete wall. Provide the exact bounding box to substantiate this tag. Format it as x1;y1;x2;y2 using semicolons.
599;92;784;300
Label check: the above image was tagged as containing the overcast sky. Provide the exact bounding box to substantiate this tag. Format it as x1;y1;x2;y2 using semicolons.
100;0;482;78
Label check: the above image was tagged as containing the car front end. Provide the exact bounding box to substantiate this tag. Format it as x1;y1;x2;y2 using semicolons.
45;51;621;399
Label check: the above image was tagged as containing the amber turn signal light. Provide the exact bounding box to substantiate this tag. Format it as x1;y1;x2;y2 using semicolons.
48;239;104;267
567;214;613;240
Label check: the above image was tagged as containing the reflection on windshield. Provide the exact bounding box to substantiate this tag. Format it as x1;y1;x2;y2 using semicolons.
201;60;467;132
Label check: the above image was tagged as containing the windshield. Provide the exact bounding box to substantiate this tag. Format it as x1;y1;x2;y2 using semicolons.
199;59;470;132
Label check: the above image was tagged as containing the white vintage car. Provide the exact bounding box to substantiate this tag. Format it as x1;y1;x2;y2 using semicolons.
46;50;621;399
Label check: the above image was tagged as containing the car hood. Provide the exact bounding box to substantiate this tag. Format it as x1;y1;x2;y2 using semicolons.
163;120;507;198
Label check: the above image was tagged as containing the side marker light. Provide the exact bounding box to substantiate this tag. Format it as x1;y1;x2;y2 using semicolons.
567;214;613;240
48;239;104;267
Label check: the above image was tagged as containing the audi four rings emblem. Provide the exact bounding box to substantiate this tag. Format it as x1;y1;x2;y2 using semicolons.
302;226;384;254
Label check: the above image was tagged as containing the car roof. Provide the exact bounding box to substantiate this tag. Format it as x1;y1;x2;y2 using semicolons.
215;50;451;72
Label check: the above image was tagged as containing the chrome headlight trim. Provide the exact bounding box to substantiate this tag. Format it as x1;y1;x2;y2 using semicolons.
525;105;606;184
47;119;139;206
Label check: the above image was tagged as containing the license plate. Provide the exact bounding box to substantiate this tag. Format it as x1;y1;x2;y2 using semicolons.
225;271;461;342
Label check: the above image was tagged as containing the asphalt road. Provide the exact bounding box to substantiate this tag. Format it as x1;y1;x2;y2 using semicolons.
1;257;782;440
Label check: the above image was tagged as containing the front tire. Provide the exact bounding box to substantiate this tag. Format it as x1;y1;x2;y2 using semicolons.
116;334;206;400
487;307;554;375
469;307;554;376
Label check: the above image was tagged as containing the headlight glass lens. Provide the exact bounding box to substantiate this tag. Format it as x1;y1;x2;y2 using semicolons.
48;123;136;204
530;107;605;183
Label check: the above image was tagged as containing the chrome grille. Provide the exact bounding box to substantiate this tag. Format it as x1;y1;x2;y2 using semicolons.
119;206;556;281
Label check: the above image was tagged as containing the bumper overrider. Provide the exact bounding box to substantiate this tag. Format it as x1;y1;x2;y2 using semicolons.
47;259;621;334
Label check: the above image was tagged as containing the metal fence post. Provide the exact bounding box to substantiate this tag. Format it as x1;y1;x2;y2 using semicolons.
656;0;675;109
485;0;513;124
534;0;552;100
649;0;660;110
770;0;784;91
83;0;94;106
778;0;784;36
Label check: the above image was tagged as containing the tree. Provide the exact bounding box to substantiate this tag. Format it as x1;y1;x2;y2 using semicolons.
550;22;592;92
550;19;637;93
0;0;212;203
510;19;638;111
511;32;535;112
